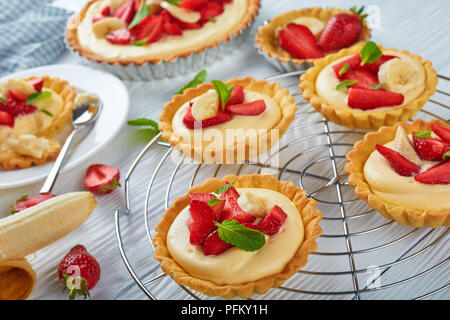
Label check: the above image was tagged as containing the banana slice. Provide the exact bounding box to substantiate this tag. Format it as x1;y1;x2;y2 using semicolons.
393;126;421;166
92;17;126;38
237;191;274;217
160;1;200;23
0;192;97;260
191;90;219;121
378;57;426;103
1;79;36;97
291;17;325;36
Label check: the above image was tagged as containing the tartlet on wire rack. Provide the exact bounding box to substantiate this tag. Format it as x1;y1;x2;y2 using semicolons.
152;174;322;299
345;119;450;228
299;42;438;130
66;0;260;80
158;76;297;164
255;7;371;72
0;76;76;169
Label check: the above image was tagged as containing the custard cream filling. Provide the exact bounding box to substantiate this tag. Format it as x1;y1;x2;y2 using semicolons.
166;188;304;285
77;0;248;60
364;141;450;211
171;89;281;148
315;50;426;111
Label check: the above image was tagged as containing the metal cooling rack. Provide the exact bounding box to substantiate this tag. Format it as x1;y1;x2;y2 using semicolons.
114;70;450;300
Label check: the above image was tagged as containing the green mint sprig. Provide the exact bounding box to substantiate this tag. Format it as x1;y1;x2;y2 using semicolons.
360;41;382;66
127;118;160;140
214;181;235;195
40;109;53;117
207;198;224;207
215;219;266;252
176;69;207;95
128;2;150;29
338;63;350;76
442;151;450;161
26;91;51;105
336;80;358;91
413;130;431;139
371;83;385;90
211;80;235;111
166;0;182;6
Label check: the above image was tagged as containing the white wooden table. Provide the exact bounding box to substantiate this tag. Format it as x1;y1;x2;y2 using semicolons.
2;0;449;300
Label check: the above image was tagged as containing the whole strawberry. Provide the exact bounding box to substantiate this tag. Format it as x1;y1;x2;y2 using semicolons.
318;13;362;52
84;164;121;194
58;245;101;300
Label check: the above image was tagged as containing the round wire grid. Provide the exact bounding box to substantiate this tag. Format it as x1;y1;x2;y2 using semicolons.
114;71;450;300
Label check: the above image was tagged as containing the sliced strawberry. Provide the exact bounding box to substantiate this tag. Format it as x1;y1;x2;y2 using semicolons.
347;88;404;110
0;110;13;127
277;23;323;59
146;16;164;44
134;0;141;12
100;5;111;16
164;22;182;35
189;200;216;245
8;89;28;102
219;184;256;224
199;2;224;23
106;28;131;44
332;54;361;78
412;135;450;161
11;193;56;213
189;193;224;220
134;15;155;40
242;222;259;230
375;144;421;176
226;99;266;115
226;84;244;106
414;161;450;185
318;13;362;52
113;0;135;25
182;105;232;129
179;0;209;11
173;18;204;30
203;231;233;255
362;55;398;74
84;164;121;194
431;122;450;143
341;69;380;90
0;98;37;117
27;78;44;92
257;205;287;236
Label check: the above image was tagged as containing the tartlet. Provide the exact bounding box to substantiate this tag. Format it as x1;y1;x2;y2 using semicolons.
345;119;450;228
158;76;297;164
152;174;322;299
255;7;371;72
299;42;438;129
0;76;76;169
66;0;260;80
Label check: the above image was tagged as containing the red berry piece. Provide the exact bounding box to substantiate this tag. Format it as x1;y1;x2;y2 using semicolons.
277;23;323;59
84;164;121;194
375;144;421;176
203;231;233;255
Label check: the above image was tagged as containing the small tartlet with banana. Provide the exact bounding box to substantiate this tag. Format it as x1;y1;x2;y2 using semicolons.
299;41;438;129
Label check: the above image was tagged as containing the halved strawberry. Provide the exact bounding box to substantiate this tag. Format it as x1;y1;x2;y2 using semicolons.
0;110;13;127
11;193;56;213
189;200;216;245
182;105;232;129
164;22;182;35
179;0;209;11
332;54;362;78
277;23;323;59
0;98;37;117
257;205;287;235
84;164;121;194
219;183;256;224
318;13;362;52
347;88;404;110
226;84;244;106
226;99;266;115
189;193;224;220
414;161;450;185
173;18;204;30
100;5;111;16
27;78;44;92
203;231;233;255
199;2;224;23
412;135;450;161
431;122;450;143
341;69;380;90
375;144;421;176
114;0;135;25
106;28;131;44
362;55;397;74
8;89;28;102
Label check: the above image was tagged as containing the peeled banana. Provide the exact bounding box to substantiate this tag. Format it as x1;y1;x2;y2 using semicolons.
92;17;126;38
393;126;421;166
191;90;219;121
0;192;97;260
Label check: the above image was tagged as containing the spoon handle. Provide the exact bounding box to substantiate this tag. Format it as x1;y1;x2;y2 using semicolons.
40;128;78;194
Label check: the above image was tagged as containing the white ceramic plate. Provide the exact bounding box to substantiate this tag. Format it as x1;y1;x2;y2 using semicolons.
0;64;129;189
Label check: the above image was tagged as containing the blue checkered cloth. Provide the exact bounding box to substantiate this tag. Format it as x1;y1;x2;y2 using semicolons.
0;0;72;76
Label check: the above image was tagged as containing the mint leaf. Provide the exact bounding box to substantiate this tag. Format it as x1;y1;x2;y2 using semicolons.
128;2;150;29
166;0;182;6
214;181;235;195
414;130;431;139
207;198;224;207
0;96;6;104
40;109;53;116
26;91;51;105
208;18;217;23
216;219;265;251
127;118;159;128
211;80;235;111
176;69;207;95
338;63;350;76
442;151;450;160
371;83;385;90
336;80;358;91
133;39;147;46
360;41;382;66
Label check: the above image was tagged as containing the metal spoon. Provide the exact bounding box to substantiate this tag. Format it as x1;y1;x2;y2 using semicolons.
40;93;102;194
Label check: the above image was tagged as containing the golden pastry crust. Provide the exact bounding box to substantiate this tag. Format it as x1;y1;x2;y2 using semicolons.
299;43;438;129
254;7;371;67
0;76;76;170
345;119;450;228
0;258;36;300
153;174;322;299
158;76;297;164
66;0;260;66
